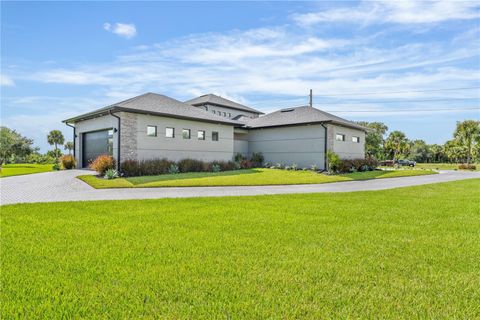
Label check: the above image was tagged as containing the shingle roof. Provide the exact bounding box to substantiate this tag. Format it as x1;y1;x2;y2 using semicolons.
244;106;367;131
63;93;242;125
185;94;264;114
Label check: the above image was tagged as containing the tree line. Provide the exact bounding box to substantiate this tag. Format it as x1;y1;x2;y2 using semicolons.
358;120;480;164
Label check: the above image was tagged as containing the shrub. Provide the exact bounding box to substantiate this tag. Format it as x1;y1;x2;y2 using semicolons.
89;155;115;175
458;163;476;170
121;158;173;177
251;152;264;166
233;153;244;163
168;164;179;174
104;168;119;180
52;162;61;171
211;164;221;172
337;158;379;173
178;159;204;173
240;159;254;169
311;164;318;172
60;155;76;170
327;151;341;173
291;163;298;171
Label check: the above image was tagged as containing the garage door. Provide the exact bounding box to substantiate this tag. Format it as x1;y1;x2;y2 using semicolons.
82;130;112;167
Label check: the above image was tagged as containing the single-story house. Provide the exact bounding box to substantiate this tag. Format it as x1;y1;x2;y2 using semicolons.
63;92;366;170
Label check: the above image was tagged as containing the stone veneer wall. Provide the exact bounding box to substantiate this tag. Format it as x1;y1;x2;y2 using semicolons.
119;112;138;161
326;124;335;152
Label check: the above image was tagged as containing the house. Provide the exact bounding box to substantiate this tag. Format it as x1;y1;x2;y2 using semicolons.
63;92;366;170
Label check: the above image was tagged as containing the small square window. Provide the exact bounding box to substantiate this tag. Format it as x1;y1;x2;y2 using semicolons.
212;131;219;141
198;130;205;140
166;127;175;138
223;112;226;117
352;136;360;143
336;133;345;141
147;125;157;137
182;129;191;139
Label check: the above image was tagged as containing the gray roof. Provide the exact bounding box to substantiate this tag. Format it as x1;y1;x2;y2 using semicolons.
63;93;242;125
185;94;264;114
245;106;367;131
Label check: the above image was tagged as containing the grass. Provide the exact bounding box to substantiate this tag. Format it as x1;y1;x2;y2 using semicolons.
78;168;437;188
2;179;480;318
0;163;54;177
416;163;479;171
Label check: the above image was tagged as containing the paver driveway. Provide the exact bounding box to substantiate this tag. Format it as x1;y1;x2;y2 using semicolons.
1;169;479;205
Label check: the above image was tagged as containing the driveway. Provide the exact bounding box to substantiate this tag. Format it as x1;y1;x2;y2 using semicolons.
1;169;479;205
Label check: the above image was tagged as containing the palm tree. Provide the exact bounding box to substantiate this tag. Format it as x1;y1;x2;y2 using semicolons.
47;130;65;159
385;131;409;162
64;141;74;155
454;120;480;164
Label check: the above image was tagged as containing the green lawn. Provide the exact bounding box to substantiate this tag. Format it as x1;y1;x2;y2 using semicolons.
78;168;437;188
2;179;479;318
0;163;54;177
416;163;479;171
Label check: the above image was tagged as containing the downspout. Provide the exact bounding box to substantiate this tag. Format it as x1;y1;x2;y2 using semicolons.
320;123;328;172
65;122;76;158
109;110;121;171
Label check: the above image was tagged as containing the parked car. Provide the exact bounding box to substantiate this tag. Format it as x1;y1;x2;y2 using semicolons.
395;159;416;167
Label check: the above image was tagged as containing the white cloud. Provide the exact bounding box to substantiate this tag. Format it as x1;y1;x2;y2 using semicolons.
1;74;15;86
293;0;480;26
103;22;137;39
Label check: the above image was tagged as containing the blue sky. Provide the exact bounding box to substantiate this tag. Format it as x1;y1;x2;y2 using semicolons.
1;1;479;152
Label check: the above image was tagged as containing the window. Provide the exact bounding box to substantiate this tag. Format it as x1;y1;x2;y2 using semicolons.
147;125;157;137
352;136;360;143
228;113;231;118
212;131;219;141
212;110;216;114
182;129;191;139
335;133;345;141
197;130;205;140
223;112;226;117
107;129;114;155
165;127;175;138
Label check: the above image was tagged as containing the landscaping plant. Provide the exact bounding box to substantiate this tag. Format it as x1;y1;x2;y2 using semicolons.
104;168;119;180
89;155;115;175
60;155;76;170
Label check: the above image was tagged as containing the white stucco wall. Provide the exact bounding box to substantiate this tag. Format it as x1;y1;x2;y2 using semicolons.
248;124;326;169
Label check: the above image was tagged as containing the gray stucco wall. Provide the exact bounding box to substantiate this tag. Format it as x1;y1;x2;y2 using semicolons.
134;114;234;162
247;124;327;169
329;124;365;159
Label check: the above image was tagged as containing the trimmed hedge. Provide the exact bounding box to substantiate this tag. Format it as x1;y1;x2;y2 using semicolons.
337;158;379;173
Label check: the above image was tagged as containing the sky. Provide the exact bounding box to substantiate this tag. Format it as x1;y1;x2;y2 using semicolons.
1;0;479;152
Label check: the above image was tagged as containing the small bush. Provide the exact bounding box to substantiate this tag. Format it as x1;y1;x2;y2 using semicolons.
168;164;179;174
233;153;244;163
337;158;379;173
251;152;264;166
60;155;76;170
121;158;173;177
327;151;341;173
211;164;221;172
291;163;298;171
311;164;318;172
178;159;204;173
104;168;119;180
458;163;476;170
52;163;61;171
89;155;115;175
240;159;254;169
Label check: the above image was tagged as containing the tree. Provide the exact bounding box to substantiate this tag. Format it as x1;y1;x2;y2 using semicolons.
47;130;65;159
428;144;444;163
385;131;409;162
409;140;431;163
64;141;74;155
356;121;388;159
453;120;480;164
0;126;35;165
443;140;467;163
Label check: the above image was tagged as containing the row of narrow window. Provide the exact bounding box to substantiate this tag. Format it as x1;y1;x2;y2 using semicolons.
147;126;218;141
336;133;360;143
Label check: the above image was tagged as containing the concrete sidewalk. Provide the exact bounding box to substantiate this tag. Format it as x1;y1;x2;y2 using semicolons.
1;169;479;205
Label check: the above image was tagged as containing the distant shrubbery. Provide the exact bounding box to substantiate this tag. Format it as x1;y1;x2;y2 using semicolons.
119;154;263;177
458;163;476;170
336;158;379;173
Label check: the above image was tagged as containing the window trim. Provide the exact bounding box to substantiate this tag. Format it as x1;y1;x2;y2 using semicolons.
182;128;191;139
197;130;205;140
335;133;346;142
165;127;175;138
212;131;219;141
147;125;157;137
